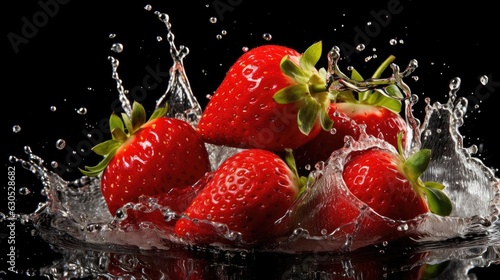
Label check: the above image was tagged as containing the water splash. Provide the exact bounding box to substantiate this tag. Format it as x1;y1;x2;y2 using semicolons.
4;6;500;279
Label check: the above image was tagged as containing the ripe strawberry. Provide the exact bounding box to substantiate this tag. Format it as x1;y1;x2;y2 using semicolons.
293;55;409;174
197;41;333;151
296;136;452;247
174;149;308;247
80;102;211;216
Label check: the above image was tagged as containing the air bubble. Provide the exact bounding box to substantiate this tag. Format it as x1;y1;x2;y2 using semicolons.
480;75;489;85
76;107;87;115
19;187;31;195
262;33;272;41
55;139;66;150
111;43;123;53
12;125;21;133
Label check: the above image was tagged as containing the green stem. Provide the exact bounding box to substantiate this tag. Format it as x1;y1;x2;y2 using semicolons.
372;55;396;79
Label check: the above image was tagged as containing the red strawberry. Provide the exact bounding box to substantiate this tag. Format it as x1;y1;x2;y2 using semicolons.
293;55;409;174
197;41;333;151
174;149;307;247
80;102;211;217
296;137;452;248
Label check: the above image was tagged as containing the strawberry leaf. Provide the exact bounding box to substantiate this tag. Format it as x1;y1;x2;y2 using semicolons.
273;84;309;104
280;56;308;84
149;103;168;121
297;97;320;135
131;101;147;132
403;149;431;183
111;128;128;143
319;106;333;131
92;139;120;156
299;41;322;74
109;113;124;137
122;113;133;135
422;181;453;216
80;149;118;177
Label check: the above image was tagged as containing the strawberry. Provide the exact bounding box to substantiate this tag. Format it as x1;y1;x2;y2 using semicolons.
293;55;409;174
174;149;308;247
80;101;211;216
296;135;452;247
197;41;333;151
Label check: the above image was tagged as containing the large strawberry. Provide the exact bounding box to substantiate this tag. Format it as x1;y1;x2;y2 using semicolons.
295;135;452;248
293;55;409;174
197;41;333;151
80;102;211;217
174;149;308;247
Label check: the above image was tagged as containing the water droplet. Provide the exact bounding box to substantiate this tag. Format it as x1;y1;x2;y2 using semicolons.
55;139;66;150
389;39;397;45
209;17;217;23
0;212;6;222
144;4;152;11
242;46;249;52
480;75;489;85
12;125;21;133
156;36;163;42
76;107;87;115
50;161;59;168
50;106;57;112
221;30;227;35
262;33;272;41
399;39;404;44
19;187;31;195
111;43;123;53
356;44;365;51
216;34;222;40
108;33;116;39
366;21;372;26
412;76;419;81
397;223;409;231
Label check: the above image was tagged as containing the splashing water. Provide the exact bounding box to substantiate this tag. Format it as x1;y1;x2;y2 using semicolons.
4;6;500;278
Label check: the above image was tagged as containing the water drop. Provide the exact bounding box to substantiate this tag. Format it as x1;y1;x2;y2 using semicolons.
262;33;272;41
144;4;152;11
399;39;404;44
50;106;56;112
480;75;489;85
76;107;87;115
356;44;365;51
19;187;31;195
55;139;66;150
111;43;123;53
0;212;6;222
156;36;163;42
412;76;419;81
108;33;116;39
209;17;217;23
221;30;227;35
389;39;397;45
157;12;169;23
397;223;409;231
366;21;372;26
216;34;222;40
50;161;59;168
12;125;21;133
242;46;249;52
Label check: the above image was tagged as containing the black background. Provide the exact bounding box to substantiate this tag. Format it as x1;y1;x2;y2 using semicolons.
3;0;500;279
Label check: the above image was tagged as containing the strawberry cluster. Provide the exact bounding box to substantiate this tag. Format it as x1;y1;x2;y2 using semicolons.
81;42;452;251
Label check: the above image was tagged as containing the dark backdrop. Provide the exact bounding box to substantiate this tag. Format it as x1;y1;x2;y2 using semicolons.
3;0;500;279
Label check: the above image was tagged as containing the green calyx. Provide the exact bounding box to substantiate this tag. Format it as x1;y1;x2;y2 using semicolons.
79;102;168;177
396;133;453;217
284;148;312;198
333;55;404;114
273;41;332;135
